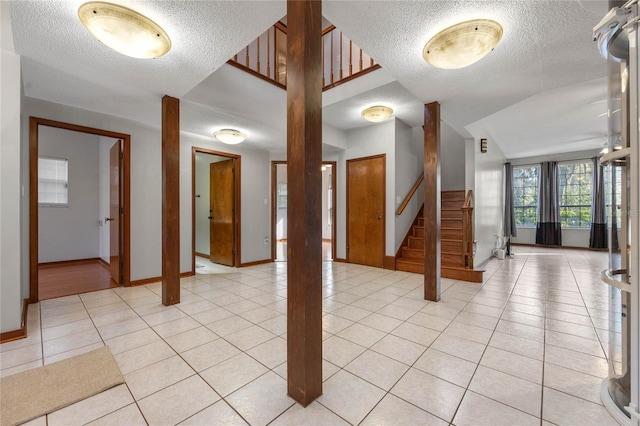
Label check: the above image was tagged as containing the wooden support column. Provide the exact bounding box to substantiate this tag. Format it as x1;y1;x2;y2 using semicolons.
424;102;441;301
162;95;180;306
286;0;323;406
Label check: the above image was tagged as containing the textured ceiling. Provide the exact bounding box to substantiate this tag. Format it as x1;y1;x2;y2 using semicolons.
9;0;611;158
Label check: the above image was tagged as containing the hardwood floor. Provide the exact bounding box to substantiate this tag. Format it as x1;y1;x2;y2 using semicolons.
38;259;118;301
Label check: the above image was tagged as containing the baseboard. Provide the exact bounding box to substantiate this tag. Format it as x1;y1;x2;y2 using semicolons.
38;257;101;269
442;266;483;283
334;258;347;263
195;252;209;258
239;259;272;267
383;256;396;270
131;271;195;286
511;243;607;252
98;258;109;270
0;299;29;343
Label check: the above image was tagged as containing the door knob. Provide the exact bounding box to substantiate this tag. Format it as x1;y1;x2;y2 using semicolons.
208;216;213;220
105;217;114;222
377;216;382;220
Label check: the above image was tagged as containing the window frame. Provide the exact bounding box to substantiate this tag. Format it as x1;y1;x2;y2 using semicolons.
37;155;69;207
512;165;540;228
557;160;593;229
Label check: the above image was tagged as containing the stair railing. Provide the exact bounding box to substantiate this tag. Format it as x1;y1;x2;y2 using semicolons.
396;175;424;215
228;22;380;91
461;190;474;269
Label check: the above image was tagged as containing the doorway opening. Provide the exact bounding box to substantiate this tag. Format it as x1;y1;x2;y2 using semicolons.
271;161;336;262
191;147;241;272
29;117;131;302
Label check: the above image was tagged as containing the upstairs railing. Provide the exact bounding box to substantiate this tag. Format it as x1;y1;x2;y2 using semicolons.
396;175;424;216
462;190;474;269
228;22;380;91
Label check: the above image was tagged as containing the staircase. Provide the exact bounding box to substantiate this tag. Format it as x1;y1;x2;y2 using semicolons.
396;190;483;283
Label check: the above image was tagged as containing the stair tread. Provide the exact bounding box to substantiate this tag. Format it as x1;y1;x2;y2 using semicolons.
441;238;462;242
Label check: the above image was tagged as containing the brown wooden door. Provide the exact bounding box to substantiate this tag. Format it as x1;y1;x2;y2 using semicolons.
347;155;385;267
109;140;121;284
210;159;235;266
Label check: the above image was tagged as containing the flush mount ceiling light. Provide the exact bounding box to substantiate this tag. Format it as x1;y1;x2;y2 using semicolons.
78;2;171;59
361;105;393;123
214;129;246;145
423;19;503;69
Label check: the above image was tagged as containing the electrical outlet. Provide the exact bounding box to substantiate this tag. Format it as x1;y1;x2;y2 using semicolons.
264;237;269;244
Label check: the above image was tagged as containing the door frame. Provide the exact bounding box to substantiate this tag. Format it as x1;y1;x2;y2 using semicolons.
346;154;386;266
191;147;241;271
29;117;131;303
270;160;337;261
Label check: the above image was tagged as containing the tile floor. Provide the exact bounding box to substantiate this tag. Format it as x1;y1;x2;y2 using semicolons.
0;248;621;425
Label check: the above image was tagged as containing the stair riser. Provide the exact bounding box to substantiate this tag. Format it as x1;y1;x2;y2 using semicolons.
396;261;424;274
441;191;466;201
414;227;424;237
402;248;424;260
442;240;462;253
442;253;465;267
417;217;424;226
441;210;463;219
442;200;463;210
408;237;424;249
442;228;463;240
442;219;462;229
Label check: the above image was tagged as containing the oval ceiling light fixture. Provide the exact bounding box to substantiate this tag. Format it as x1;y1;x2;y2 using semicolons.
361;105;394;123
214;129;247;145
78;2;171;59
423;19;503;69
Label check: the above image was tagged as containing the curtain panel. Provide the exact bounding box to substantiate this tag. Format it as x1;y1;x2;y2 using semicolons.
536;161;562;245
589;157;607;248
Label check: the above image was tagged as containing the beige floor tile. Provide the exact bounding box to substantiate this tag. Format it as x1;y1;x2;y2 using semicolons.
142;307;187;326
496;319;545;342
323;335;366;367
42;318;96;342
164;326;218;353
469;365;541;416
543;387;618;426
377;304;417;321
371;334;426;365
125;355;195;400
488;330;544;361
97;317;148;341
0;359;43;378
361;393;447;426
453;391;539;426
181;338;241;372
44;342;105;364
546;329;606;358
443;321;493;345
544;345;608;378
480;346;543;384
43;328;102;358
317;370;386;425
206;315;253;337
47;384;133;426
105;328;160;355
413;348;477;387
337;323;386;347
391;322;440;346
463;303;503;319
391;368;465;422
190;306;235;325
500;310;545;328
0;332;42;353
345;349;409;390
138;375;220;425
179;400;247;425
322;313;355;334
22;415;46;425
152;316;202;339
200;352;268;396
226;371;295;426
357;312;403;333
544;363;603;404
430;333;485;364
272;401;350;426
41;309;90;329
546;318;599;340
90;309;139;328
224;325;276;351
245;337;286;369
258;314;287;335
86;403;147;426
114;340;175;374
452;311;498;331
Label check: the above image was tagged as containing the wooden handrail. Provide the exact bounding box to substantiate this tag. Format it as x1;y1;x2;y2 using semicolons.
463;189;473;208
396;175;424;215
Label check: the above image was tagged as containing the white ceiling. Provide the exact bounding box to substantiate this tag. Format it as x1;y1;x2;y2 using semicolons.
8;0;612;159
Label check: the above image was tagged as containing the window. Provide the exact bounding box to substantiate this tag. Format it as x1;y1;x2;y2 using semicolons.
558;161;592;227
38;156;68;206
513;165;539;226
277;182;287;208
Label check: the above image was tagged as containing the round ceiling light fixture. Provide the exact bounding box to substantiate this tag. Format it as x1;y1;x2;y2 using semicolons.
361;105;394;123
78;2;171;59
423;19;503;69
214;129;247;145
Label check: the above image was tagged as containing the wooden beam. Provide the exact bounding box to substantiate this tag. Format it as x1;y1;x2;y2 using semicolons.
286;0;323;406
424;102;441;301
162;95;180;306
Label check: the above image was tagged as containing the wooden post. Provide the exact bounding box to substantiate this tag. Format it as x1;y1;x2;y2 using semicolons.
424;102;441;301
162;95;180;306
286;0;323;406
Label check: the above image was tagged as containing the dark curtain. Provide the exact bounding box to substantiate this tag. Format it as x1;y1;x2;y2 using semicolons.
536;161;562;245
589;157;607;248
503;163;517;254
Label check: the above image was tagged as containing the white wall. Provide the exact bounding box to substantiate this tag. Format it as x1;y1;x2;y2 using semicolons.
38;126;100;262
394;120;423;253
194;152;227;256
321;166;333;240
180;133;272;269
441;120;466;191
1;47;22;333
275;164;287;240
337;119;396;258
465;124;506;266
509;148;601;248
